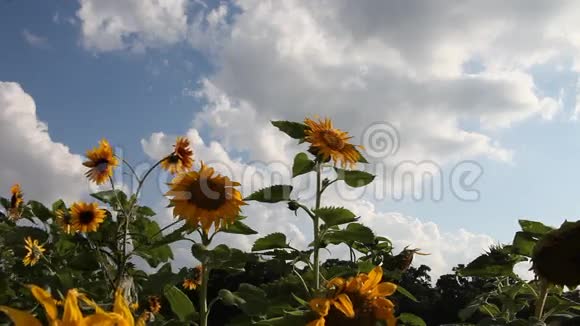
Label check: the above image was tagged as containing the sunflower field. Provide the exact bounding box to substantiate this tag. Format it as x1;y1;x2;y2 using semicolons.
1;117;580;326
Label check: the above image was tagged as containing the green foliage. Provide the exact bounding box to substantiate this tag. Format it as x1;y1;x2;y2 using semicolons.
271;120;307;140
244;185;293;203
164;285;197;321
252;233;289;251
314;206;357;227
334;167;375;187
292;153;315;177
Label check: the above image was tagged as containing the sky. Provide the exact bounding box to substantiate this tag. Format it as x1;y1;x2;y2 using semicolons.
1;0;580;279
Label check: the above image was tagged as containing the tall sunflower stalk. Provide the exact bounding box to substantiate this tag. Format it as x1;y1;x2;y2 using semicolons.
263;117;366;291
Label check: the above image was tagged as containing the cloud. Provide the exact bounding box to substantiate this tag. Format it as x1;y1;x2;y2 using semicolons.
21;29;49;48
0;82;87;204
83;0;580;278
76;0;190;52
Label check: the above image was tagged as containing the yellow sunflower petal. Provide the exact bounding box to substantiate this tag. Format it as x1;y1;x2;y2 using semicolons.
113;289;134;325
332;293;355;318
62;289;83;323
372;282;397;297
361;266;383;294
309;298;330;317
0;306;42;326
28;285;58;322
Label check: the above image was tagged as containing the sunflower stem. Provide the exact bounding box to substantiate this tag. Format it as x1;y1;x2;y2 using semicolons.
535;278;549;320
112;157;165;290
199;234;211;326
313;163;322;290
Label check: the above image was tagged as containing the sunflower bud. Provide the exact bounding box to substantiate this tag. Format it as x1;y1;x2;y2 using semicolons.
287;200;300;213
532;221;580;287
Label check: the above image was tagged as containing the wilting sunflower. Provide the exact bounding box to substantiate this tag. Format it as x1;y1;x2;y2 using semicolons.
83;138;119;185
55;209;74;234
161;136;194;174
532;221;580;287
148;296;161;314
23;237;45;267
304;117;362;168
0;285;146;326
70;202;107;233
308;266;397;326
8;183;24;220
183;265;203;290
166;162;246;234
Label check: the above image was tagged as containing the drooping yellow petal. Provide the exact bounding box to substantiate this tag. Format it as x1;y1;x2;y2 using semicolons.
62;289;83;324
113;289;134;325
372;282;397;297
83;312;125;326
332;293;355;318
309;298;330;317
360;266;383;294
28;285;58;322
0;306;42;326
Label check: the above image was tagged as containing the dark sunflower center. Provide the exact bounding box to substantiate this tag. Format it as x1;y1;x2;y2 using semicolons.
79;210;95;225
95;158;110;172
167;154;180;164
321;131;345;150
188;178;227;210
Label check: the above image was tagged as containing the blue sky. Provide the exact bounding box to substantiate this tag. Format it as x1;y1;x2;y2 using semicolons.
2;0;580;276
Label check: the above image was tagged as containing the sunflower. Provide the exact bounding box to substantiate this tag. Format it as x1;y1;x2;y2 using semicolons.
0;285;146;326
166;162;246;234
308;266;397;326
55;209;74;234
161;136;194;174
83;138;119;185
148;296;161;314
8;183;24;220
532;221;580;287
183;265;203;290
23;237;45;267
304;117;362;168
70;202;107;233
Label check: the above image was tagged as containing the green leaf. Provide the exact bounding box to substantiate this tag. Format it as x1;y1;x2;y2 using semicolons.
252;233;288;251
512;231;536;257
357;260;375;273
291;293;308;306
244;185;293;203
51;199;67;212
397;285;419;303
219;289;245;306
90;190;127;209
398;313;426;326
234;283;269;316
137;206;156;217
335;168;375;187
163;285;196;321
519;220;554;236
221;220;258;235
191;244;209;262
354;148;368;163
324;223;375;245
479;303;501;317
314;207;357;227
292;153;315;177
459;246;525;278
131;217;173;267
29;200;53;221
271;120;307;139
